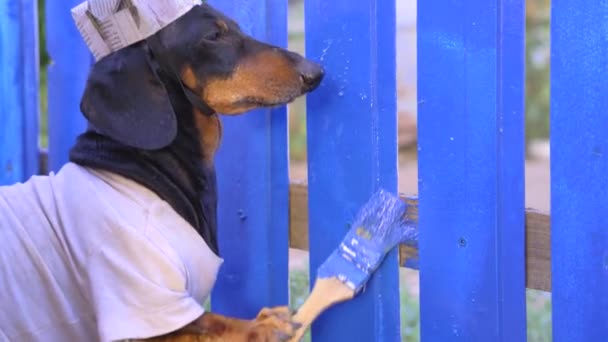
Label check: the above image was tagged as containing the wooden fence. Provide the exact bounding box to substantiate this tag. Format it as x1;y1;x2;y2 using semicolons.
1;0;606;341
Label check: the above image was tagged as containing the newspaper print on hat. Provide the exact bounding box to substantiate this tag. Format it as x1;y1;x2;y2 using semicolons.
71;0;202;61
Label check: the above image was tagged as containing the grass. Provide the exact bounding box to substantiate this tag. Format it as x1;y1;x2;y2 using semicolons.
526;289;553;342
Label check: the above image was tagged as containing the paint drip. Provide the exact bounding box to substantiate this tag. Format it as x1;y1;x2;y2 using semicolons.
317;188;418;292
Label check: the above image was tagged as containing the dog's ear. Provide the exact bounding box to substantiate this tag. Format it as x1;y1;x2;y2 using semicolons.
80;42;177;150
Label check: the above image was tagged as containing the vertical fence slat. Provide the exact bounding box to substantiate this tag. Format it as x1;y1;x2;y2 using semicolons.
417;0;526;340
0;0;40;185
305;1;400;341
496;1;527;335
20;0;40;179
208;0;290;319
46;0;91;172
550;2;608;341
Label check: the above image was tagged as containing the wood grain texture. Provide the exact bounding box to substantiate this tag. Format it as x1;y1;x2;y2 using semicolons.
525;209;551;292
288;181;309;251
288;183;552;293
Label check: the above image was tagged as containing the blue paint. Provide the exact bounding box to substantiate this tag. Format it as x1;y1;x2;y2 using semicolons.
317;189;414;292
0;0;40;185
208;0;290;319
6;1;608;340
305;0;400;341
46;0;92;172
550;1;608;340
418;0;526;340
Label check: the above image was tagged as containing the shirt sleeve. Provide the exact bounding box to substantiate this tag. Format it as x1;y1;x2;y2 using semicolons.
86;227;205;342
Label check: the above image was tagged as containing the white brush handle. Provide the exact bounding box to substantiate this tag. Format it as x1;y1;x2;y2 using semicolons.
288;277;355;342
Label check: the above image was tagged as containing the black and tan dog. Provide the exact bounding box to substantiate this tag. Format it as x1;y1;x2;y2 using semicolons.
0;3;322;342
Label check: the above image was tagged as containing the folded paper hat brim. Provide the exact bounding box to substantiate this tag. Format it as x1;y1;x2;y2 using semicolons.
71;0;202;61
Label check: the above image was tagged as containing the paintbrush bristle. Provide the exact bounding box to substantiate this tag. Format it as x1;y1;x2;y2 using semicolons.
316;188;417;292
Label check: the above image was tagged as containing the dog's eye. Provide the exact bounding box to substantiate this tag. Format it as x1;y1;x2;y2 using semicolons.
203;29;221;42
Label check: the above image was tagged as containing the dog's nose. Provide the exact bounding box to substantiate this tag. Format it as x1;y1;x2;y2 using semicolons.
298;60;324;91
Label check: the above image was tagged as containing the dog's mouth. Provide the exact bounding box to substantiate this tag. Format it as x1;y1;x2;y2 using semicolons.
235;93;303;109
235;77;324;109
236;96;297;108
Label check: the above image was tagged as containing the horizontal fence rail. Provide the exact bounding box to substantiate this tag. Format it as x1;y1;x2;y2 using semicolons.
289;182;553;293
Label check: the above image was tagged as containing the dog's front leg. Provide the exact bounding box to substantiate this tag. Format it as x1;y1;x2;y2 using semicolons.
139;306;300;342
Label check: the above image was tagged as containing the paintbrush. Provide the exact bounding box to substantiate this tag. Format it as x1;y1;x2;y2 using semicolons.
288;188;417;342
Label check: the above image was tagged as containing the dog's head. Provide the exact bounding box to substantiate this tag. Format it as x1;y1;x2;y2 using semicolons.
80;4;324;150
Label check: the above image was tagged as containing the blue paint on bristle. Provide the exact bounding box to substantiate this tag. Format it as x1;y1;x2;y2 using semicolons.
317;188;417;293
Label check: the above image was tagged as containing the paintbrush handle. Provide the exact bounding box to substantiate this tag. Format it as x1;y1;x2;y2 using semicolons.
288;277;355;342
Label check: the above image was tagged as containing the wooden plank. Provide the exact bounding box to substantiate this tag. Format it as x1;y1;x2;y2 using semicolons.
550;1;608;340
0;0;40;185
288;181;309;251
304;0;400;340
288;183;552;293
46;0;91;172
525;209;551;292
208;0;290;319
417;0;527;339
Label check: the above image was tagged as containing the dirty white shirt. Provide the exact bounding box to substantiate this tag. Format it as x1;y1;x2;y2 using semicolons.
0;162;223;342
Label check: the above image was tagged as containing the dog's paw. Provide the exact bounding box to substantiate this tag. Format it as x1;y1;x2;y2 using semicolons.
246;306;301;342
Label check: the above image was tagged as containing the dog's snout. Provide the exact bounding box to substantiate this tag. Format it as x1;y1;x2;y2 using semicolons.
297;60;324;91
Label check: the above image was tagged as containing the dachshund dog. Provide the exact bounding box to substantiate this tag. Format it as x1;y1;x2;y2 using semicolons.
0;3;322;342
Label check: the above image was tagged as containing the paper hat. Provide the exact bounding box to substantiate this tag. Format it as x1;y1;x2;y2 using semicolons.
71;0;202;61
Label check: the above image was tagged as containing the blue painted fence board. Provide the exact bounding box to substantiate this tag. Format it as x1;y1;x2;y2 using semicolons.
417;0;526;340
46;0;92;172
305;1;400;341
550;1;608;340
208;0;290;319
0;0;40;185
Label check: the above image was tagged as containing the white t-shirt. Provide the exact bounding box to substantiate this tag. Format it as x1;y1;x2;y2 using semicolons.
0;162;223;342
